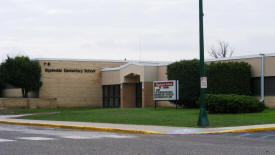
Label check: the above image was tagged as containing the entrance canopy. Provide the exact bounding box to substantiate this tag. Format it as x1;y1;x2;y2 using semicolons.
101;61;171;108
101;61;169;85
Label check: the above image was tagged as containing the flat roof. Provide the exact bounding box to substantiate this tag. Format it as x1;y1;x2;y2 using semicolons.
33;58;129;63
102;52;275;71
34;52;275;72
34;58;171;64
206;53;275;62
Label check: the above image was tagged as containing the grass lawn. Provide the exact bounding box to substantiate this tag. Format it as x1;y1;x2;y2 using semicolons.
10;107;275;127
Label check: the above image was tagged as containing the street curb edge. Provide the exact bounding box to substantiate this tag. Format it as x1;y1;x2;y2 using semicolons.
0;120;162;134
0;120;274;135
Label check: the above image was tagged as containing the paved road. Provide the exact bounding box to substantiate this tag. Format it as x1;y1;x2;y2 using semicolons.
213;130;275;140
0;124;275;155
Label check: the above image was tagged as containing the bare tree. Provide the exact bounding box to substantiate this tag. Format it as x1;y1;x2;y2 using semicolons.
209;41;234;58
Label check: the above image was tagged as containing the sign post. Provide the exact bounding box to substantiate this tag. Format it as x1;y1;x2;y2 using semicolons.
153;80;179;109
197;0;209;127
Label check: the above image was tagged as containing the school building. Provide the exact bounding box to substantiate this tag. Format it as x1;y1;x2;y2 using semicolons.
1;53;275;109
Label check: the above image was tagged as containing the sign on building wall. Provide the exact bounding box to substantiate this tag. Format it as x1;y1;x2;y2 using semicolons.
153;80;179;101
45;68;96;73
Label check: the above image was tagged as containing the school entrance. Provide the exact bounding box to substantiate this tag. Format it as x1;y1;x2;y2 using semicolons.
120;73;142;108
102;82;142;108
101;63;160;108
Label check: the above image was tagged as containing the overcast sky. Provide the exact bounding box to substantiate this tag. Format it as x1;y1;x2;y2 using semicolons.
1;0;275;62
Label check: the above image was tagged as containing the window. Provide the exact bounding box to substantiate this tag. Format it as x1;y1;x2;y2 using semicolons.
251;77;275;96
103;85;120;108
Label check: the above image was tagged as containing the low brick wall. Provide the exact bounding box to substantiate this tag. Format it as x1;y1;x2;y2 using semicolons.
0;98;57;109
2;88;37;98
254;96;275;109
158;101;176;108
263;96;275;109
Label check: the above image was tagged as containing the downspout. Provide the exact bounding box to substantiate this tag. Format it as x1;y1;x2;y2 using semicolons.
260;54;265;102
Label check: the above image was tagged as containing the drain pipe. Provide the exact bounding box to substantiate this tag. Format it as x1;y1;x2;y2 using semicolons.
260;54;265;102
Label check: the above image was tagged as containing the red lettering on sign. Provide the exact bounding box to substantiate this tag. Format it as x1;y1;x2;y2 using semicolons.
154;82;174;87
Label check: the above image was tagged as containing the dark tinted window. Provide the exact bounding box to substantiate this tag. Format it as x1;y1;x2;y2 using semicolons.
102;85;120;108
251;77;275;96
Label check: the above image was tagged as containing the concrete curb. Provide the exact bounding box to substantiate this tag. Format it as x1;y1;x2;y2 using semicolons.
0;120;161;134
166;127;275;135
0;120;275;135
208;127;275;134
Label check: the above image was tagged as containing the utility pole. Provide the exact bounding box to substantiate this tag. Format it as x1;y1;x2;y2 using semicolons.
197;0;209;127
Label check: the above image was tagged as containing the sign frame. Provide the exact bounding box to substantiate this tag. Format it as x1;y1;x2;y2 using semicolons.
153;80;179;109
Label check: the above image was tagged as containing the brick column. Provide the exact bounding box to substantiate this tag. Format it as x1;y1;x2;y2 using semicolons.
142;82;154;107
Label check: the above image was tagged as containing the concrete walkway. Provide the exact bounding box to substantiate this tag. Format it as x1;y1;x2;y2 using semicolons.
0;114;275;134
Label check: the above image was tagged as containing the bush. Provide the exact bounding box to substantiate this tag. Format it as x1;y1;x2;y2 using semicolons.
167;60;252;108
206;94;265;113
0;56;42;98
167;59;200;108
206;62;251;95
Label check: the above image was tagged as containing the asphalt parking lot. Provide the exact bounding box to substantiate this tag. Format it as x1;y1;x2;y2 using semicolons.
0;124;275;155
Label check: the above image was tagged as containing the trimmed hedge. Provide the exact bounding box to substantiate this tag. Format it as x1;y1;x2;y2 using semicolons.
167;59;200;108
167;60;252;108
206;62;251;95
206;94;265;113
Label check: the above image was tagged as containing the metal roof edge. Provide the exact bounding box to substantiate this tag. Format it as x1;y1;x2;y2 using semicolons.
205;52;275;62
32;58;129;63
264;53;275;57
101;61;172;72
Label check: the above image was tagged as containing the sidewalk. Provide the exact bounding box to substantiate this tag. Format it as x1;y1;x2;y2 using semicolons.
0;114;275;134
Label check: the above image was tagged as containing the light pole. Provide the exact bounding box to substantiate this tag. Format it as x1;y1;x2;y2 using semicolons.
197;0;209;127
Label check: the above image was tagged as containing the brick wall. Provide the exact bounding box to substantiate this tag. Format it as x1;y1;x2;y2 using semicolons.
143;82;154;107
39;60;126;108
0;98;57;109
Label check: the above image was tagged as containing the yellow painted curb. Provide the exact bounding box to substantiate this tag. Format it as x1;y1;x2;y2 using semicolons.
165;126;275;135
212;127;275;134
0;120;162;134
0;120;274;135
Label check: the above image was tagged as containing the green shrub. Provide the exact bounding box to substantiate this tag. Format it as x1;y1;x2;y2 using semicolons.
206;62;251;95
167;60;252;108
167;59;200;108
0;56;42;98
206;94;265;113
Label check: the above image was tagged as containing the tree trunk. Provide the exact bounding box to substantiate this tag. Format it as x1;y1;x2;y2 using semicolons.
21;88;25;98
25;88;28;98
21;88;28;98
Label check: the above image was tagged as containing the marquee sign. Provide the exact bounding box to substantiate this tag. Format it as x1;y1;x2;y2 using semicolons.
153;80;179;101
